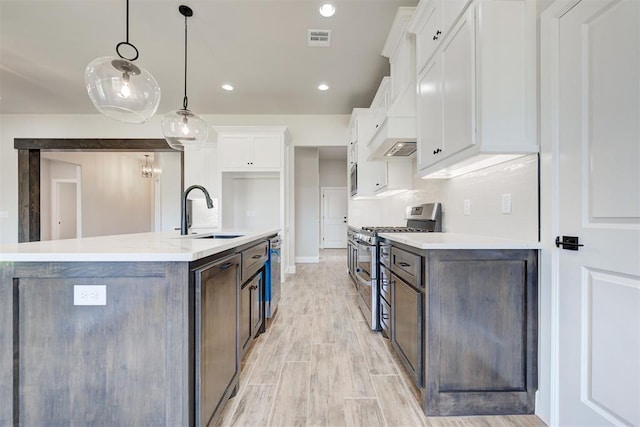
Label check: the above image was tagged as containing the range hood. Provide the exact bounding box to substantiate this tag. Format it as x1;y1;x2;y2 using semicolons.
367;116;417;160
385;141;416;157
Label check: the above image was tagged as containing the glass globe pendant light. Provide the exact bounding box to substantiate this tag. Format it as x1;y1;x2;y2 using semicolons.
84;0;161;123
161;5;208;151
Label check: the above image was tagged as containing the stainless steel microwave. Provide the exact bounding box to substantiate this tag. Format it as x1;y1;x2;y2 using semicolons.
350;164;357;196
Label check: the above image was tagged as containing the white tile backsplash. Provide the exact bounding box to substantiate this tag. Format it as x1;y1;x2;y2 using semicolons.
375;154;539;241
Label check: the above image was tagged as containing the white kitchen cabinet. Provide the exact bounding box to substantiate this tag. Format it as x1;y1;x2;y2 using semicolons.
349;109;386;199
416;8;474;170
410;0;471;75
413;0;537;178
370;77;390;137
382;7;417;118
217;133;281;170
372;161;414;197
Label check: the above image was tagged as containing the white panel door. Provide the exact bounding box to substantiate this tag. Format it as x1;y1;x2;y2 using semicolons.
556;1;640;425
321;188;347;248
53;181;77;240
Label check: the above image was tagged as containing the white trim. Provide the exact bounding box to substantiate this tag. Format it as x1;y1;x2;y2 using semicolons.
295;257;319;264
540;1;582;425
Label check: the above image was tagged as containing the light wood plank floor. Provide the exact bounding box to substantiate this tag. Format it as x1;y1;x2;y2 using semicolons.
217;249;546;427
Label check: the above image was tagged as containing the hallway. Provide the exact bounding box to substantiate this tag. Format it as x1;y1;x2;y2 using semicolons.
218;249;545;426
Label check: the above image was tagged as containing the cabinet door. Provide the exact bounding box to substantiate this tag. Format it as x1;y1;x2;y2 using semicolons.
240;280;251;352
219;135;253;168
372;162;389;193
252;135;281;168
250;272;264;338
195;254;240;426
392;273;423;386
415;0;442;74
390;38;412;104
441;8;475;158
417;59;444;170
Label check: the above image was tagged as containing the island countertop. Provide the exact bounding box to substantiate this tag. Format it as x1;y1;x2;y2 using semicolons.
0;229;280;262
378;232;541;250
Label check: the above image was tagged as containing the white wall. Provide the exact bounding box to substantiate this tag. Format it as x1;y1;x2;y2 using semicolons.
41;152;154;238
220;172;280;231
295;147;320;261
0;113;348;244
319;159;347;187
154;152;182;231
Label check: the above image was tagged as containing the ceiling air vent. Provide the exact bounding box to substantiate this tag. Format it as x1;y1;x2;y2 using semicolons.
308;29;331;47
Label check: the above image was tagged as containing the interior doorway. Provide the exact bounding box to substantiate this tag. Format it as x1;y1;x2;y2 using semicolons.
15;138;183;243
321;187;347;248
52;179;80;240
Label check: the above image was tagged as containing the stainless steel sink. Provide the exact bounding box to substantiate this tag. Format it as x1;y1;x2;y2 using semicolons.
191;234;244;239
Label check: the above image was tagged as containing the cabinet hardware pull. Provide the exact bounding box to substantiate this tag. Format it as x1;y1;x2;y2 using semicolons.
433;30;442;40
398;261;411;267
219;262;234;270
382;314;389;320
433;148;442;155
555;235;584;251
252;254;262;259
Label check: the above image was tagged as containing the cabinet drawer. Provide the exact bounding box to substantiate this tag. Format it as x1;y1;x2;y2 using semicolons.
241;241;268;282
390;246;422;287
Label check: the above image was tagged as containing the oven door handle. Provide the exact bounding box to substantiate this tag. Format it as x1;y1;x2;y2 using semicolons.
355;272;372;287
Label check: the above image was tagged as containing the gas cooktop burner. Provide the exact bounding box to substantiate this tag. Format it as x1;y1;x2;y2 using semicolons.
361;226;428;233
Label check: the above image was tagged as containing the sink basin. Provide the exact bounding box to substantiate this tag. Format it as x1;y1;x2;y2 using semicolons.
191;234;244;239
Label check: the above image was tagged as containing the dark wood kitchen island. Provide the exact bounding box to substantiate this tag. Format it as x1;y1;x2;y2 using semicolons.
0;229;277;426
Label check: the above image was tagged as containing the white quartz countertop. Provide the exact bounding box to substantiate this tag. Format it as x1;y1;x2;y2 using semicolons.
0;229;280;262
377;232;541;250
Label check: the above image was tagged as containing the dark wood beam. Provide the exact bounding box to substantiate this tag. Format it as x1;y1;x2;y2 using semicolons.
14;138;175;152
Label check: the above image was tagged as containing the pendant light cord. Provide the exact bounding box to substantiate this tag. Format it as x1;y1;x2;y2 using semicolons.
125;0;129;43
116;0;139;61
183;13;189;110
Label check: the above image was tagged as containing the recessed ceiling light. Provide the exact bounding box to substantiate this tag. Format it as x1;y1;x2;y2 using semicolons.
319;3;335;17
222;84;234;91
318;83;330;91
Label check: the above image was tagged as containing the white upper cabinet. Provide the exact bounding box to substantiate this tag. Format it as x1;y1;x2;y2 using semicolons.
411;0;471;75
370;77;390;137
411;0;537;178
416;8;475;169
382;7;417;117
349;109;386;198
216;128;284;170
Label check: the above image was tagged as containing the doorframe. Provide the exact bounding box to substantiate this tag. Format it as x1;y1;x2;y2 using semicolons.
15;138;183;242
320;186;348;249
540;1;581;425
51;178;81;240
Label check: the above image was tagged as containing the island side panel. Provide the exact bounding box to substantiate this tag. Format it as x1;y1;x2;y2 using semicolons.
424;249;538;416
0;261;190;425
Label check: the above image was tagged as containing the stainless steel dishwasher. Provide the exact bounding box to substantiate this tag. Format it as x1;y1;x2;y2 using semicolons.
265;236;281;318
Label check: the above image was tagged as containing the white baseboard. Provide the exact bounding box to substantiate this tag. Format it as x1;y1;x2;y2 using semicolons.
295;257;319;264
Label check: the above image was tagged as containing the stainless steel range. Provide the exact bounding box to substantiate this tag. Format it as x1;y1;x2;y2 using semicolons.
348;203;442;330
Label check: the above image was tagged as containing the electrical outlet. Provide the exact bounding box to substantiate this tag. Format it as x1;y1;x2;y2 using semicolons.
501;193;512;214
463;199;471;216
74;285;107;306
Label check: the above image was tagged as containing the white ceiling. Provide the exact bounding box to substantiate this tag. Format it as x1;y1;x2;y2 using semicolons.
0;0;417;116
